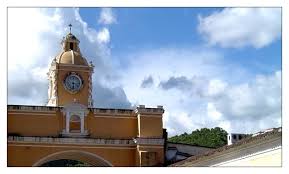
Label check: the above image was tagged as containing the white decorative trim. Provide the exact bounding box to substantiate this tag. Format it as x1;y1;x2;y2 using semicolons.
58;64;93;69
57;67;92;72
93;108;133;115
47;68;58;106
135;106;164;117
137;114;163;118
8;112;56;116
8;136;136;146
8;144;136;150
32;150;113;167
137;145;164;149
62;102;89;136
134;138;165;146
88;73;93;107
8;105;58;112
93;115;137;119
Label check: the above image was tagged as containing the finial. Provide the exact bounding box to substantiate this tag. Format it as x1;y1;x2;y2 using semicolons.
68;24;72;34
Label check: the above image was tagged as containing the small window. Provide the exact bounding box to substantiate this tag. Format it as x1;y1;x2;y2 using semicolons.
239;135;242;140
228;136;230;140
70;43;73;50
233;135;237;139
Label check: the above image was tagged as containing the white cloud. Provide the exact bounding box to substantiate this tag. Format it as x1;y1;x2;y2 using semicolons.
198;8;281;48
97;27;110;44
119;47;281;136
8;8;130;108
207;103;222;121
207;79;227;97
213;71;281;120
98;8;117;25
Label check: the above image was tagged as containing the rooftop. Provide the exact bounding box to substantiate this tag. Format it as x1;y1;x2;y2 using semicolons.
170;127;281;166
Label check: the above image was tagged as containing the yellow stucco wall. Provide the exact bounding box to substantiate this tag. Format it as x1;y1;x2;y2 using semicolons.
8;111;63;137
7;105;165;166
8;110;164;139
8;143;136;166
138;116;163;138
88;114;138;139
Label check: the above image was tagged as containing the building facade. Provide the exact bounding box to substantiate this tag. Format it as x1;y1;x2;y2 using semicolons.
227;133;248;145
8;30;166;167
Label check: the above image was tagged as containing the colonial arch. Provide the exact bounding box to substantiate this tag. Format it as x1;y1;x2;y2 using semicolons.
32;150;113;167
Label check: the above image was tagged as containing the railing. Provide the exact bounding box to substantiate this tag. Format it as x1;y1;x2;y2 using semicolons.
134;138;165;145
135;106;164;115
8;105;59;111
8;136;136;146
92;108;134;116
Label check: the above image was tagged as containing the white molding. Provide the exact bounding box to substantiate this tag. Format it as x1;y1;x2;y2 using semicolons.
32;150;113;167
58;68;92;72
8;144;136;150
137;114;163;118
62;102;89;135
134;138;165;146
136;145;164;149
93;115;137;119
8;112;56;116
8;136;136;147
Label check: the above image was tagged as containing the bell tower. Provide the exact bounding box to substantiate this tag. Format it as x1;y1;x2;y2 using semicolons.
47;25;94;107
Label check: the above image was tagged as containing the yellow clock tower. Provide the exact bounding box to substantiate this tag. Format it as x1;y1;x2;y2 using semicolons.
47;26;94;107
8;25;166;167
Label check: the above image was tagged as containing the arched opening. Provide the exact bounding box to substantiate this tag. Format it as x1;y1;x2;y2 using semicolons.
33;150;113;167
40;159;91;167
70;42;74;50
70;115;81;133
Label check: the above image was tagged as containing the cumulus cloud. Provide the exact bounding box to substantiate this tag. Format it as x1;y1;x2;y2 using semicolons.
198;8;281;48
98;8;117;25
140;76;154;88
119;47;281;136
211;71;281;121
8;8;131;108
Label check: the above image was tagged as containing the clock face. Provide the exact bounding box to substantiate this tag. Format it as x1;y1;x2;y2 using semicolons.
64;73;82;93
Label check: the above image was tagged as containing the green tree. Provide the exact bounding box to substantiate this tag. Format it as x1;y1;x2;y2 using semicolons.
168;127;228;148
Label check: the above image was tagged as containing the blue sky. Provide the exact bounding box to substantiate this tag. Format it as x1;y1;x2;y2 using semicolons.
8;8;281;136
80;7;281;76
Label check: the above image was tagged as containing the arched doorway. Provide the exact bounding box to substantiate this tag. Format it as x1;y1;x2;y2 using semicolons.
33;150;113;167
69;115;81;133
40;159;91;167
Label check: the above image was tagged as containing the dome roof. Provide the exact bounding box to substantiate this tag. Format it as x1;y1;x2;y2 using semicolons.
56;50;88;66
64;33;79;43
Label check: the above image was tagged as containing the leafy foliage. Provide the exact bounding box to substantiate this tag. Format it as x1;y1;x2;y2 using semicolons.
168;127;228;148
